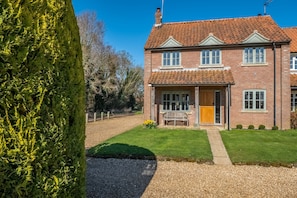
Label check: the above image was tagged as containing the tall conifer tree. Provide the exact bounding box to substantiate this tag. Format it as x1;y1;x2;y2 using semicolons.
0;1;85;196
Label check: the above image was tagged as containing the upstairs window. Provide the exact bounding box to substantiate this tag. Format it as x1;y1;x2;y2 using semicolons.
243;90;266;111
201;49;221;65
243;47;265;64
290;57;297;70
162;52;180;66
162;92;189;111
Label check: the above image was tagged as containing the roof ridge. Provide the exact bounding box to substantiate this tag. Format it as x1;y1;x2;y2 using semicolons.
162;15;272;26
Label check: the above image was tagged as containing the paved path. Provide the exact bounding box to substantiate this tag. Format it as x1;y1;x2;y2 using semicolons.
205;127;232;165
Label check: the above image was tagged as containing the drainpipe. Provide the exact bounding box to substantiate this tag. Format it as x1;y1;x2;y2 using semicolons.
227;84;231;131
273;42;276;127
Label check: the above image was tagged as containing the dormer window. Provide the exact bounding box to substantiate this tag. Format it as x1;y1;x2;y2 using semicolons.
243;47;265;64
162;51;180;66
290;57;297;70
201;49;221;65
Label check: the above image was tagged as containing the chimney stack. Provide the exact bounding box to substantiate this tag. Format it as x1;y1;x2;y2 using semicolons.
155;8;162;27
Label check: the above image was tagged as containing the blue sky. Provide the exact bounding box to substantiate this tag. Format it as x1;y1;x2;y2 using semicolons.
72;0;296;67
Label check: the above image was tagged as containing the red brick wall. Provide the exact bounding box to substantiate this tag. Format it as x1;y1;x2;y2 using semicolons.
143;50;152;121
226;47;274;129
144;44;291;129
279;45;291;129
224;46;290;129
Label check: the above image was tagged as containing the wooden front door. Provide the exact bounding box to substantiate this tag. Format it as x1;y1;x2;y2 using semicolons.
200;90;214;124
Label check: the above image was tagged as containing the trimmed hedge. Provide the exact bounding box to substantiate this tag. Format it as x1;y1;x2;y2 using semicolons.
0;1;85;197
248;125;255;130
236;124;243;129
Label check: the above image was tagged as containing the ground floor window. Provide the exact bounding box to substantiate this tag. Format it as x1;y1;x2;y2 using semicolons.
243;90;266;111
291;91;297;111
162;92;189;111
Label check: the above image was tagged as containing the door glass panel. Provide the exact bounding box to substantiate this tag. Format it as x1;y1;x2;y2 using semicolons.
215;91;221;124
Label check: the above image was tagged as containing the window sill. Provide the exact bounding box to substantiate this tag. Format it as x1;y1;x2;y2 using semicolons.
241;110;268;113
160;111;191;114
241;63;268;67
199;64;224;68
160;66;183;70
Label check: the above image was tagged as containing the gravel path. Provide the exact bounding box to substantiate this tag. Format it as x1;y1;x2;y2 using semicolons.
86;115;297;197
85;114;144;148
142;161;297;197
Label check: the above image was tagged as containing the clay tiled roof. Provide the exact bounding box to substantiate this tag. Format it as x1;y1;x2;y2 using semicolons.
148;69;234;86
145;16;290;49
283;27;297;53
291;74;297;87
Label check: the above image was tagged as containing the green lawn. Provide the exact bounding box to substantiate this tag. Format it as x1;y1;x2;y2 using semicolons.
87;126;297;166
87;126;212;162
221;130;297;166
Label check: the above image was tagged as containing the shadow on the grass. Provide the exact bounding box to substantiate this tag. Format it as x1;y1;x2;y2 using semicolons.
86;143;156;197
87;143;156;160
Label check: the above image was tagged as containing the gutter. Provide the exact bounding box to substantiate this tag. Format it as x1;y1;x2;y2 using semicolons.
145;41;291;52
148;83;234;87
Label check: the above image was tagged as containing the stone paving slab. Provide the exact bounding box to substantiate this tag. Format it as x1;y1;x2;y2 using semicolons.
205;127;232;165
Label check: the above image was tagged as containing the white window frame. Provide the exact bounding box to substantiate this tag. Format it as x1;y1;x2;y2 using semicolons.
200;49;221;65
290;57;297;70
291;91;297;111
162;91;190;112
162;51;181;67
243;47;266;65
242;90;266;111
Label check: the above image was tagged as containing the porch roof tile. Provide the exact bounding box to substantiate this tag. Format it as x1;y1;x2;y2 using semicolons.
148;69;235;86
291;74;297;87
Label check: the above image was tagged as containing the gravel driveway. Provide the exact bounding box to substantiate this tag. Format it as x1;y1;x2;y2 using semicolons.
85;114;144;149
86;115;297;197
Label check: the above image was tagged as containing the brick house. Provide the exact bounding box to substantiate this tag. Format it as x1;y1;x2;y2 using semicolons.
144;9;291;130
283;27;297;111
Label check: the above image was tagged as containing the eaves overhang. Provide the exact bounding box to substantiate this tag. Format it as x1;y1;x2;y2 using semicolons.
144;41;290;52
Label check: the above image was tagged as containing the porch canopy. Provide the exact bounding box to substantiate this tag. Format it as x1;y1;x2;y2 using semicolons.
148;69;235;86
